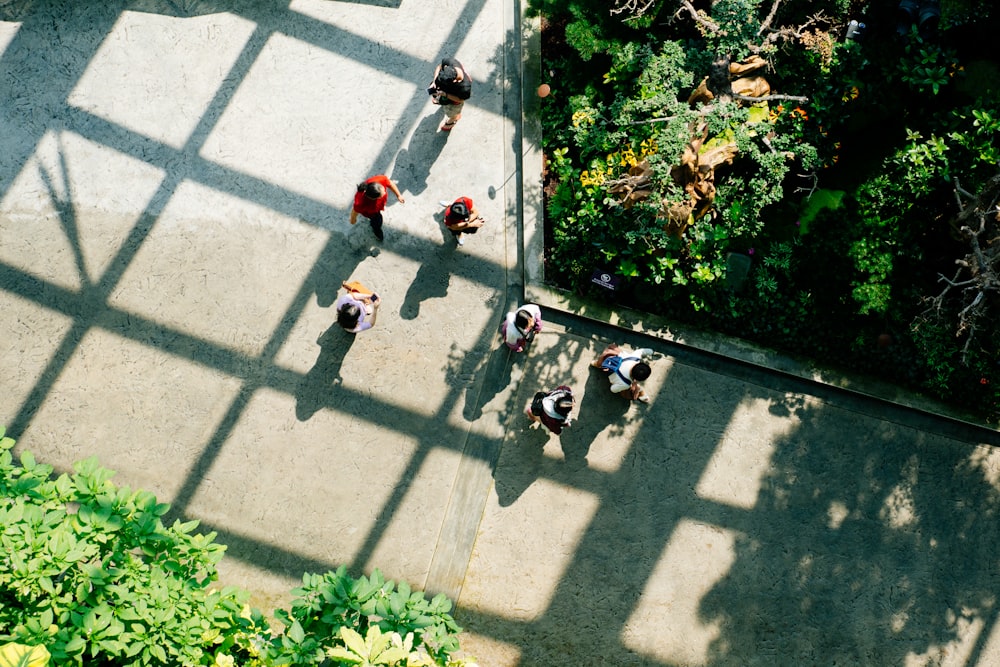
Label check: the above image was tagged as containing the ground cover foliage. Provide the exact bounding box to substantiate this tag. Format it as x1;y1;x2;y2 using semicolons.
0;429;472;667
533;0;1000;423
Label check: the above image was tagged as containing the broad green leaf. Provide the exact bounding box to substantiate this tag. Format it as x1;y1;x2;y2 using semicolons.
339;627;367;657
0;642;51;667
325;646;363;664
288;621;306;644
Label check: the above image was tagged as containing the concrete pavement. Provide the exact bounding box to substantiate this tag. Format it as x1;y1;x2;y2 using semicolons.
2;1;1000;666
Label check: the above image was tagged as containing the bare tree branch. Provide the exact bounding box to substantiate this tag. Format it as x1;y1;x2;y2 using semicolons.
953;176;975;201
610;0;658;18
733;92;809;103
757;0;783;35
916;171;1000;364
676;0;720;32
794;172;819;199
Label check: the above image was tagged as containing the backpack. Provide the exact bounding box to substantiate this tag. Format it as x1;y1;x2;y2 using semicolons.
601;356;640;384
530;391;546;416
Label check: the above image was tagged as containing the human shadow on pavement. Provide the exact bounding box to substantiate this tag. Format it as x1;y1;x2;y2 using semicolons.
392;113;448;198
493;419;552;507
399;245;455;320
462;343;513;422
492;364;634;506
311;239;362;308
295;323;357;421
558;370;631;469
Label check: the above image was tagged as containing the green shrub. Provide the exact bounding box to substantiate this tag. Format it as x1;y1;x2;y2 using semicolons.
0;430;471;667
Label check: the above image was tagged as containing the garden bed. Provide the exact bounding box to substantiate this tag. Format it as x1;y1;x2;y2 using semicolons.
533;0;1000;424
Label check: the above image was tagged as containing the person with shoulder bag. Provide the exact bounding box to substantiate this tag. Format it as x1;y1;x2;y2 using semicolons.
334;281;381;333
591;343;654;403
427;56;472;132
499;303;542;352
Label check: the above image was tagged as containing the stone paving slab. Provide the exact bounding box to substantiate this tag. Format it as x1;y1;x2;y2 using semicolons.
457;318;1000;666
3;2;1000;667
0;0;515;615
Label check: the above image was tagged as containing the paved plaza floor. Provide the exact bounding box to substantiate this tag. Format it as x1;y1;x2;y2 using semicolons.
2;1;1000;665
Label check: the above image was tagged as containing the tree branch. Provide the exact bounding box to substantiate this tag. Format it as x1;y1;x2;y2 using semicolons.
757;0;783;35
610;0;657;18
676;0;720;32
623;115;678;126
733;92;809;103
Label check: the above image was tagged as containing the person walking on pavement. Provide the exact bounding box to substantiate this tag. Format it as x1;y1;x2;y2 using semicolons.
441;196;485;246
428;56;472;132
592;344;654;402
526;385;575;435
350;174;404;242
500;303;542;352
335;281;381;333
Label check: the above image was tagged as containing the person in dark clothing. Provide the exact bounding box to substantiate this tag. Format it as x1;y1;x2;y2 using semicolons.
428;57;472;132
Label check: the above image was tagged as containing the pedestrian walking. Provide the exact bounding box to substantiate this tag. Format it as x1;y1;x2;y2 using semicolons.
441;196;485;246
428;57;472;132
526;385;575;435
499;303;542;352
350;174;405;242
591;344;653;402
335;281;381;333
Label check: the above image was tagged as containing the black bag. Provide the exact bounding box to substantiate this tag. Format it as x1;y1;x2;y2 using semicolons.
530;392;546;416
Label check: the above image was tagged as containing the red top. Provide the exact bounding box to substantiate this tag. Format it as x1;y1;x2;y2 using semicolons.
353;175;391;217
445;196;474;228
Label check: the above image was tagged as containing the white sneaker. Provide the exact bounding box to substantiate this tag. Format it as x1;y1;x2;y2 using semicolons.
456;234;465;246
439;200;450;208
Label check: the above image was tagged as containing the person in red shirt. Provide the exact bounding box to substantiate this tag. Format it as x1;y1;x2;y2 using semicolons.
349;174;404;241
442;196;484;246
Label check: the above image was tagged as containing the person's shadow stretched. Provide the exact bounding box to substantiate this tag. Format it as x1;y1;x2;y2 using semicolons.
393;113;448;197
400;244;454;319
557;371;631;469
495;418;550;507
295;323;356;421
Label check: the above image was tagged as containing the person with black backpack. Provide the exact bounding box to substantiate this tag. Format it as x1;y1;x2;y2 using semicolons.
525;385;575;435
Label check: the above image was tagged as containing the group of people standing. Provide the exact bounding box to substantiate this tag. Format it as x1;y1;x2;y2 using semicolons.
333;56;655;440
503;303;654;437
349;57;475;245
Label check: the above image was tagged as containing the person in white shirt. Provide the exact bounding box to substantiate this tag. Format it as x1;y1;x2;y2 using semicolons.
500;303;542;352
591;344;653;402
525;385;575;434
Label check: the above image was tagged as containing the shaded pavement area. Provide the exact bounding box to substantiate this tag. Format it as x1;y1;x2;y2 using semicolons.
2;1;1000;665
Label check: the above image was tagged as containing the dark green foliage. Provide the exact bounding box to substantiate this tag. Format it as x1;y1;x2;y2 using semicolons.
537;0;1000;421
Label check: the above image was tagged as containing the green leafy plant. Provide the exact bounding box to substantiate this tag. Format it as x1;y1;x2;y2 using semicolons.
273;567;464;666
325;626;410;666
0;430;471;666
898;33;957;95
535;0;1000;422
